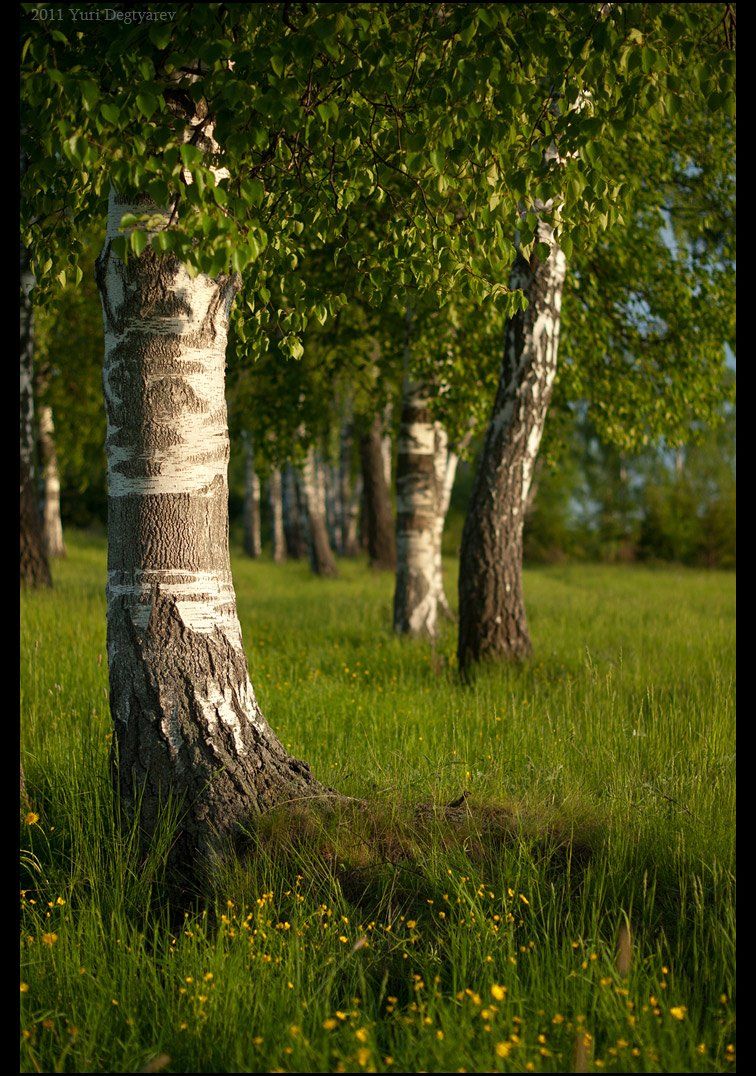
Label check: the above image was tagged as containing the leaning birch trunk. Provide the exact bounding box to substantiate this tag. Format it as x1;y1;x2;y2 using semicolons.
37;405;67;558
457;236;566;672
282;463;309;559
20;246;52;589
269;467;286;563
393;383;439;638
301;446;337;577
359;412;396;570
432;423;458;621
95;190;322;860
242;436;262;558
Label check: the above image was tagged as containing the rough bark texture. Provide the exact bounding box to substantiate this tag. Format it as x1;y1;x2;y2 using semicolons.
96;191;323;860
359;412;396;570
393;384;439;638
269;467;286;563
243;436;262;558
37;405;67;558
20;247;52;589
457;240;566;672
282;464;309;559
301;446;338;577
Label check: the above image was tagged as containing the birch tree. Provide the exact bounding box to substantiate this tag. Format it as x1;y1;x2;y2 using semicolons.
269;466;286;563
393;381;439;636
457;13;735;670
242;435;262;559
37;404;67;559
21;2;731;854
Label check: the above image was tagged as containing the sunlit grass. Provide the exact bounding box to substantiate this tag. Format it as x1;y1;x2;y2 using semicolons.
20;532;735;1072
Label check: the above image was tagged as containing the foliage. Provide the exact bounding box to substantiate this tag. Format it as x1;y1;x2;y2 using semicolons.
518;391;736;568
21;4;734;345
33;235;107;527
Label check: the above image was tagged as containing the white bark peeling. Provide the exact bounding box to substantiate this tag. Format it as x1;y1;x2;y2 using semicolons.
107;568;243;646
395;384;439;637
103;265;231;499
201;677;258;754
397;421;436;457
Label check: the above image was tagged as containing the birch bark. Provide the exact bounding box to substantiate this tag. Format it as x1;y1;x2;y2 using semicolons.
301;445;338;576
37;405;67;558
432;423;458;621
269;467;286;563
20;245;52;588
96;190;322;857
393;382;439;637
243;435;262;558
457;235;567;671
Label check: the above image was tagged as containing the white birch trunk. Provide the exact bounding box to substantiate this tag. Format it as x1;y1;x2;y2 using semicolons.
458;224;567;669
37;404;66;558
393;382;439;638
301;446;337;576
432;423;458;621
381;401;393;489
243;435;262;558
96;189;319;856
269;466;286;563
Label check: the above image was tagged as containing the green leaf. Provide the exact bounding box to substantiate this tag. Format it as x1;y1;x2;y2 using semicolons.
148;24;172;50
243;178;265;207
100;102;121;125
137;92;159;120
459;18;478;46
180;144;203;168
130;231;149;257
80;80;99;110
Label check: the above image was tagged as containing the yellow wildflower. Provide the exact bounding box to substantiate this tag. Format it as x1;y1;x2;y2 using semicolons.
495;1042;511;1058
491;984;507;1001
669;1006;687;1021
25;812;39;826
41;933;57;946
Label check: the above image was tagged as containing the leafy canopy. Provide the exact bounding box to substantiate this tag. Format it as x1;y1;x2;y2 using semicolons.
21;2;734;368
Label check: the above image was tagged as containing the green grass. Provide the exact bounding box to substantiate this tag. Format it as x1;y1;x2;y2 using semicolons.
20;532;735;1073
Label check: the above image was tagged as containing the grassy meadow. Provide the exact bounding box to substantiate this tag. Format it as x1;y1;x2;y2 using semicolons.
20;532;735;1073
